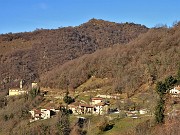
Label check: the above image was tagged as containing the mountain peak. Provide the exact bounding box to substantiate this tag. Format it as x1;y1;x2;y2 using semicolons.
83;18;116;26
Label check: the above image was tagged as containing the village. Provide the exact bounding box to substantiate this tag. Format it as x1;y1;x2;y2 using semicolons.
7;78;180;123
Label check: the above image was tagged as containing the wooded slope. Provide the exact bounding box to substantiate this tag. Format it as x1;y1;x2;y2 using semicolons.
0;19;148;90
40;24;180;95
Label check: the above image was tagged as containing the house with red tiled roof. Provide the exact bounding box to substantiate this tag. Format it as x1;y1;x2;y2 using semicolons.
91;97;103;105
29;109;41;122
68;97;110;115
68;102;94;115
68;102;80;115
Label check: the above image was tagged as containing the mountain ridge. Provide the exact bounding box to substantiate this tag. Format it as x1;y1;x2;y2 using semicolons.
0;19;148;90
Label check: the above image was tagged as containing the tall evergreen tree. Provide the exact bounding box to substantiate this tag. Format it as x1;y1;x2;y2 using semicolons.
155;98;165;124
164;76;177;90
156;81;166;96
56;108;71;135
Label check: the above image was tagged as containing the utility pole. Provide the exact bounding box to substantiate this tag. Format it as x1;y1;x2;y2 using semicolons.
88;118;91;134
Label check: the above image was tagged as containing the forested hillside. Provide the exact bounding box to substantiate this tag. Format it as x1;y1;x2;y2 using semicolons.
41;24;180;96
0;19;148;90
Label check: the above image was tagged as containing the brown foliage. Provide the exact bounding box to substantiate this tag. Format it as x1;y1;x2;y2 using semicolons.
41;25;180;94
150;117;180;135
0;19;148;91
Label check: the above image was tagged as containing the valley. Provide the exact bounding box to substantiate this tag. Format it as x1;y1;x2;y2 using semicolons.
0;19;179;135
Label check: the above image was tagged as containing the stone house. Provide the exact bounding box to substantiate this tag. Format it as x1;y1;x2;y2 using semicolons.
79;104;94;114
8;80;28;96
29;108;58;122
94;102;109;115
68;103;80;115
9;88;28;96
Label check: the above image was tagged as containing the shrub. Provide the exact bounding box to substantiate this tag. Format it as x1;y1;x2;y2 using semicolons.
99;120;114;132
63;93;75;104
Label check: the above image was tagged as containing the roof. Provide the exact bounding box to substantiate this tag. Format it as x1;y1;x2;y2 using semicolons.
42;107;54;111
95;102;106;106
9;88;21;90
91;97;103;100
174;86;180;90
32;82;38;84
69;102;80;106
79;104;94;108
34;110;41;114
68;104;78;108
